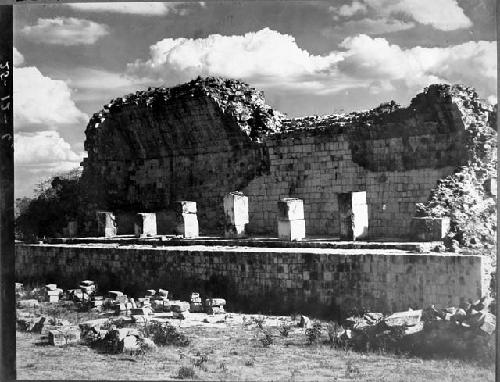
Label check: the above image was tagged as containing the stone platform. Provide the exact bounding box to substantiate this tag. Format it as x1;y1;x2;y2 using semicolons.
46;235;441;253
16;238;491;317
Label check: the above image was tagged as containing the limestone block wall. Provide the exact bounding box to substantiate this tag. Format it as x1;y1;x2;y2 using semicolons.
16;244;490;315
245;132;456;237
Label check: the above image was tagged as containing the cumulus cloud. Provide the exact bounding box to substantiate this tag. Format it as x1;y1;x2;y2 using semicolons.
14;131;83;197
14;66;88;126
13;47;24;67
339;35;496;97
66;2;199;16
127;28;343;90
126;28;496;101
15;131;82;165
330;0;472;31
332;1;367;17
21;17;109;46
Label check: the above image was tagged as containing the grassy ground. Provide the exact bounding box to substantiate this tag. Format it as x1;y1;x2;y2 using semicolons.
16;308;494;381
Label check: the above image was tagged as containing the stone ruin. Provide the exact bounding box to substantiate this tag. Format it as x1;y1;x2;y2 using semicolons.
79;77;496;251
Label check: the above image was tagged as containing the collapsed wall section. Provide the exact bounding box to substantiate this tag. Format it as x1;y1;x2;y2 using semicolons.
82;79;496;239
81;77;283;231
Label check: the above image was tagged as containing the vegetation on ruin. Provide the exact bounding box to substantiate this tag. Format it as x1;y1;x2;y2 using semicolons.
15;168;89;241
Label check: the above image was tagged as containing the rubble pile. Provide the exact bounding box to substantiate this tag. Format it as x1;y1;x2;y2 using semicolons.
86;76;285;144
340;296;496;361
16;281;228;351
415;85;497;253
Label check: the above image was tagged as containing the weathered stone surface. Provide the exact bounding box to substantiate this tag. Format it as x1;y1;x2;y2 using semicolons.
96;211;116;237
134;213;157;237
175;212;199;238
16;299;39;309
277;198;304;221
48;327;80;346
16;243;491;314
81;80;496;241
223;192;249;237
383;309;422;328
410;217;450;241
277;219;305;241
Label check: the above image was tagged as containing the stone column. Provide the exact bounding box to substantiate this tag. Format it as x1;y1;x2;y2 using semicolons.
223;191;248;238
96;211;116;238
175;201;199;238
134;213;157;237
277;198;305;241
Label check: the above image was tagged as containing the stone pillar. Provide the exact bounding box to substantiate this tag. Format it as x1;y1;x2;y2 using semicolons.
96;211;116;238
175;201;199;238
223;191;248;237
134;213;157;237
338;192;368;240
277;198;305;241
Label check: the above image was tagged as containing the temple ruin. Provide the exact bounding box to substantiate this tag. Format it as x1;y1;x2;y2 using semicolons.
80;77;497;243
15;77;497;315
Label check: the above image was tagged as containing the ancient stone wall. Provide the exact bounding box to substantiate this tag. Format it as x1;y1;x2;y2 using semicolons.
81;79;496;238
16;244;490;315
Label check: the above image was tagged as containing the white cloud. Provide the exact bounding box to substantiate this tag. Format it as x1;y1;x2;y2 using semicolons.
13;47;24;67
323;18;415;36
126;28;496;102
380;0;472;31
14;131;83;197
14;66;88;126
64;68;136;90
331;0;472;31
127;28;343;89
66;2;195;16
21;17;109;46
127;28;496;102
339;35;496;98
15;131;83;165
331;1;367;17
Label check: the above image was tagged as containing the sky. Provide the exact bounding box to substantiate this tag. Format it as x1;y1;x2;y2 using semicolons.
13;0;497;198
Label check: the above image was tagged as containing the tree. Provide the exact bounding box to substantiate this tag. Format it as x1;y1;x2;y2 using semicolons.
15;168;86;240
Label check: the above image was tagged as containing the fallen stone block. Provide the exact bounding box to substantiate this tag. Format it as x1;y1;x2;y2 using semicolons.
410;217;450;241
190;302;204;313
384;309;422;328
17;299;40;309
205;306;225;315
48;327;80;346
170;301;190;313
157;289;169;297
205;298;226;307
478;313;496;335
299;315;311;329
